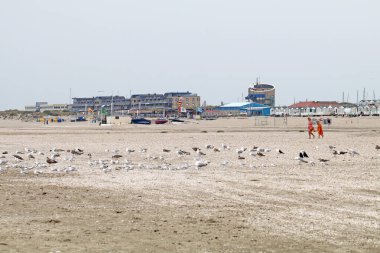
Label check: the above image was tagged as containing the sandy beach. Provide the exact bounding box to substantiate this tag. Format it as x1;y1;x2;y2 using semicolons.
0;117;379;252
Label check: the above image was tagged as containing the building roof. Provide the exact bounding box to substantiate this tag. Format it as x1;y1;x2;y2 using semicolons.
219;102;269;108
289;101;339;108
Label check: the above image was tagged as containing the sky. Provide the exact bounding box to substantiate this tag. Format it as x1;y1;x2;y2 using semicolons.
0;0;379;110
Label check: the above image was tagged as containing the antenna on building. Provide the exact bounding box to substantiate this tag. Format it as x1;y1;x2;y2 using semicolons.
363;88;366;101
347;92;349;103
356;90;359;105
69;88;72;104
373;90;376;100
342;92;345;103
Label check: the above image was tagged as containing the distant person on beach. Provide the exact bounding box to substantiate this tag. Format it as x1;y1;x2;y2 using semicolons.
317;119;324;138
308;117;315;139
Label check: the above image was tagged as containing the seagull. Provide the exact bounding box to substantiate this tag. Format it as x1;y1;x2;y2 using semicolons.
329;145;336;150
221;144;230;150
196;149;206;157
192;147;201;152
50;153;60;159
221;160;229;166
276;149;284;154
46;157;57;164
213;148;221;152
176;149;190;156
295;155;308;164
333;150;347;155
205;144;214;149
236;147;246;155
27;153;35;159
195;160;208;169
126;148;135;154
140;148;148;153
13;154;23;161
257;152;265;157
318;158;329;163
250;146;259;152
71;149;83;155
348;149;360;156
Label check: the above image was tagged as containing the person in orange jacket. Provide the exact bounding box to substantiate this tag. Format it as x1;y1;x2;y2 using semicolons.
308;117;315;139
317;119;324;138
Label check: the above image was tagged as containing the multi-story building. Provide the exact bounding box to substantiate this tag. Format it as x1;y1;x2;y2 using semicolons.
130;93;170;112
71;96;129;113
24;102;70;112
165;92;201;111
129;92;201;113
246;83;276;107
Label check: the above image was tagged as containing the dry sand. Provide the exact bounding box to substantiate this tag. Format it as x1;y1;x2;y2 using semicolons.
0;117;379;252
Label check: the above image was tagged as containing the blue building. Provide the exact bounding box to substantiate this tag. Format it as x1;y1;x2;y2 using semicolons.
216;102;271;116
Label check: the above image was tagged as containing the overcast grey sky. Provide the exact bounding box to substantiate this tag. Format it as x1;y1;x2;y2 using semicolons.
0;0;379;110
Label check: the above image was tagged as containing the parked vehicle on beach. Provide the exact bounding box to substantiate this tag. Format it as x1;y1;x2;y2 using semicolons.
131;118;151;125
155;118;168;124
169;118;185;123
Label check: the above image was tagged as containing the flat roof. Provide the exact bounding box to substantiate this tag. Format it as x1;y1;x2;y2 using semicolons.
220;102;269;108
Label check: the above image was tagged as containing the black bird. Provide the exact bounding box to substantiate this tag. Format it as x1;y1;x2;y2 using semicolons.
112;154;123;159
46;157;57;164
13;154;23;160
238;156;245;160
318;158;329;163
299;152;304;159
376;145;380;150
302;151;309;158
192;147;200;152
163;149;171;153
2;151;8;155
276;149;284;154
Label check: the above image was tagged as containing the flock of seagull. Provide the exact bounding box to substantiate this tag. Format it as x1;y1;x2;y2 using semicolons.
0;143;378;175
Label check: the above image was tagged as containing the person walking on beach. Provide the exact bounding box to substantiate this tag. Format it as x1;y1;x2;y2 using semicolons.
317;119;324;138
308;117;315;139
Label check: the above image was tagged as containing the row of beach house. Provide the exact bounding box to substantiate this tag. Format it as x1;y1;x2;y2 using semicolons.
271;100;380;117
